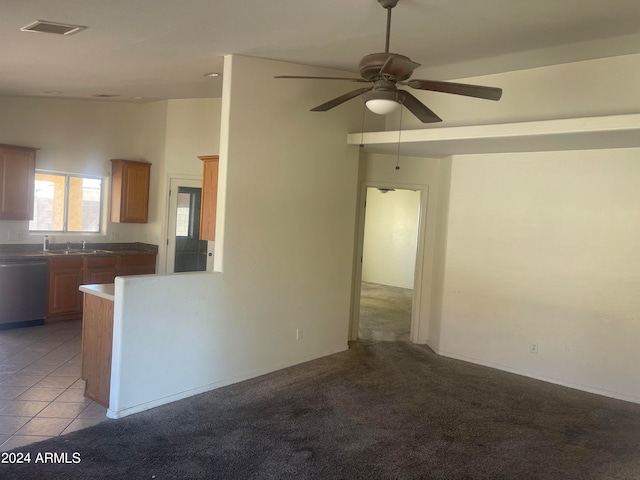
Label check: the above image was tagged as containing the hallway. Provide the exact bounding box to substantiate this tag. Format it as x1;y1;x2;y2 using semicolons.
358;282;412;342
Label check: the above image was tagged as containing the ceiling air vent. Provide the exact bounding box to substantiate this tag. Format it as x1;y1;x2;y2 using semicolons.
21;20;86;36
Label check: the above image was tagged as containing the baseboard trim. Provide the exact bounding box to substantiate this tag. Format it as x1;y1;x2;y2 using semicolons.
434;348;640;405
107;344;348;419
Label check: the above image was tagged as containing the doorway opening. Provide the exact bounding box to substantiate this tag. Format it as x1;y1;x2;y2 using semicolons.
355;186;423;343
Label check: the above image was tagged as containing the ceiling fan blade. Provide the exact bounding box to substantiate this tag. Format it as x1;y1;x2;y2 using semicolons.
311;87;372;112
275;75;369;83
398;91;442;123
407;79;502;101
379;55;421;79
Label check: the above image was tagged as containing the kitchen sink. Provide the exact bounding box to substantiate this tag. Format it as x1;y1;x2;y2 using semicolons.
44;249;113;255
45;249;82;255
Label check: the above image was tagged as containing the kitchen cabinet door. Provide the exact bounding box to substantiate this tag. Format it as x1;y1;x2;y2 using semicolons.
115;254;156;276
198;155;219;241
84;256;117;284
0;144;37;220
110;159;150;223
48;257;84;320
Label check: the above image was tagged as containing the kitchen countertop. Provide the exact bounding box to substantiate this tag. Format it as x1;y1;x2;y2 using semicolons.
80;283;115;301
0;242;158;262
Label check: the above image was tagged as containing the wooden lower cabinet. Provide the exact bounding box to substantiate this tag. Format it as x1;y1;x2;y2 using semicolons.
116;254;156;276
47;253;155;322
47;257;84;322
85;256;117;284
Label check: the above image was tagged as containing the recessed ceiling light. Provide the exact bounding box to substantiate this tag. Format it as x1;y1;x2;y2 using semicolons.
203;72;220;77
21;20;87;36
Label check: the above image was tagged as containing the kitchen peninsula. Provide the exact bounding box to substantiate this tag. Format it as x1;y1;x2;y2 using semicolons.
79;283;115;407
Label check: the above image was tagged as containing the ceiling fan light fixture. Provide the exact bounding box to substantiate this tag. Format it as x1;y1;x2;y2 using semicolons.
366;98;400;115
363;90;400;115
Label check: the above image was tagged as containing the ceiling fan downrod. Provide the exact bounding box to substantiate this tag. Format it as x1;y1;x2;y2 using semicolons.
378;0;399;53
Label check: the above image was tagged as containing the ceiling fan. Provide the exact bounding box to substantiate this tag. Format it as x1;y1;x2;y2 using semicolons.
275;0;502;123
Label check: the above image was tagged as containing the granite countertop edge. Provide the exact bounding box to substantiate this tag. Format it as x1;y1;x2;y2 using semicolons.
0;242;158;262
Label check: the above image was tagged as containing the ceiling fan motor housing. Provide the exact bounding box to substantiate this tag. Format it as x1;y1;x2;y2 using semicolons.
378;0;400;9
359;53;413;81
363;79;398;103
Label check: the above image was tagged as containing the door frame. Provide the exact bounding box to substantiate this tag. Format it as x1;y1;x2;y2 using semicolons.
350;181;429;344
164;175;204;274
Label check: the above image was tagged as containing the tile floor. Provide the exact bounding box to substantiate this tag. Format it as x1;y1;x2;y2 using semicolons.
0;320;108;451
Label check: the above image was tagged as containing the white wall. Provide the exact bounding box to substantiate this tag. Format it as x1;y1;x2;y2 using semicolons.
108;55;363;417
362;188;420;288
389;53;640;130
136;101;168;249
438;149;640;403
164;98;221;176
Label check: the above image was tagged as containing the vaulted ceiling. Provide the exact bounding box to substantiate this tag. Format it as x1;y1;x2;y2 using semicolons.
3;0;640;102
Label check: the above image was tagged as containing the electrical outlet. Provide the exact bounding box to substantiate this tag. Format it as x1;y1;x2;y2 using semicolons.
296;328;304;340
530;342;539;354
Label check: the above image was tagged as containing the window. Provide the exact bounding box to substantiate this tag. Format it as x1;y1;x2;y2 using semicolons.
29;172;103;233
175;187;201;238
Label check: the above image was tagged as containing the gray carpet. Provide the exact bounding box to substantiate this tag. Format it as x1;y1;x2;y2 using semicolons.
359;281;412;342
3;341;640;479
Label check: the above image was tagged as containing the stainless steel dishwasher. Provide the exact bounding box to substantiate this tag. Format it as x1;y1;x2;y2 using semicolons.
0;259;48;329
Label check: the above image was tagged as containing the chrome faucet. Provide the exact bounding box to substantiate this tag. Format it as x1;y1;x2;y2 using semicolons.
81;240;86;251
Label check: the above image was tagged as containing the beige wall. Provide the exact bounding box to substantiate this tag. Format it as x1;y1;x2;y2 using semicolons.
0;97;146;244
438;149;640;402
108;55;364;417
164;98;222;176
362;188;420;288
389;52;640;129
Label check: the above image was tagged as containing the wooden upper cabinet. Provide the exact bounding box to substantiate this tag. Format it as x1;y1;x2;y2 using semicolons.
199;155;219;241
0;144;37;220
110;159;150;223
